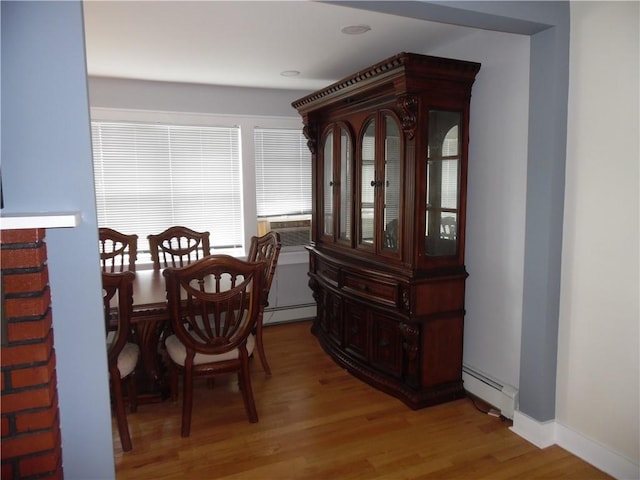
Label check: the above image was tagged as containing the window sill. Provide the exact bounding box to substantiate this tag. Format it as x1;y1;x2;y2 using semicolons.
0;211;81;230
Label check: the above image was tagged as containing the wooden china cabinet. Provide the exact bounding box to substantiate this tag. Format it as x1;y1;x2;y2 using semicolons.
292;52;480;409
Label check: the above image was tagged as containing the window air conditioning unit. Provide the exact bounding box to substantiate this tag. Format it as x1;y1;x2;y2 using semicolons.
258;216;311;248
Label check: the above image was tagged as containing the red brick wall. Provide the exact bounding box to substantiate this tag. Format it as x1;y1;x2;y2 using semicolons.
1;228;63;479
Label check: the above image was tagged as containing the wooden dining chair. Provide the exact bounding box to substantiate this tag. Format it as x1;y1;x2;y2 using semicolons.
102;271;139;452
163;255;264;437
147;226;211;270
99;227;138;272
247;231;281;375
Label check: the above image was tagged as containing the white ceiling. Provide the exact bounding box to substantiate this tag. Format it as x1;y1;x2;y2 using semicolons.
82;1;477;91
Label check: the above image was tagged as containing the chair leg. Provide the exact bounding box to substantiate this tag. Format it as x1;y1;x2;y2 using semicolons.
239;353;258;423
181;370;194;437
111;370;133;452
255;311;271;376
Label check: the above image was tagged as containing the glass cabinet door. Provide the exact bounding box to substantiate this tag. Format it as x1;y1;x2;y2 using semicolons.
382;115;401;253
322;131;334;238
358;113;402;254
425;110;462;256
321;125;353;244
359;119;376;247
338;126;352;243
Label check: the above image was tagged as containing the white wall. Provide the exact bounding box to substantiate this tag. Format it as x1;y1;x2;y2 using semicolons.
429;30;531;391
88;77;306;118
557;0;639;466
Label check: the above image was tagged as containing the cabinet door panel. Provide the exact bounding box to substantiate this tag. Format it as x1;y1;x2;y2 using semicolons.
325;291;343;345
370;313;403;377
344;300;368;360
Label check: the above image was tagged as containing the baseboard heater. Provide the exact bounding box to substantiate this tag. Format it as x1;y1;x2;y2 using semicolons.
263;303;316;326
462;364;518;419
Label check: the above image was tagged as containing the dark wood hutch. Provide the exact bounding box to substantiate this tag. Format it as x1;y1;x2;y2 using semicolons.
292;52;481;409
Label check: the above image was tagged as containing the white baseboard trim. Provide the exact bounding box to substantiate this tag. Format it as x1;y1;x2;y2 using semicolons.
462;365;518;419
511;411;640;479
555;422;640;480
263;304;316;325
510;410;556;448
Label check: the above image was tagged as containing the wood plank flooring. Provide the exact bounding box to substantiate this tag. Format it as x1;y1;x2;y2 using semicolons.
113;320;610;479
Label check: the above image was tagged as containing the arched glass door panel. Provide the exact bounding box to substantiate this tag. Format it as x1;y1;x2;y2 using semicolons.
322;131;334;237
425;110;461;256
338;126;352;242
359;119;376;246
382;115;401;253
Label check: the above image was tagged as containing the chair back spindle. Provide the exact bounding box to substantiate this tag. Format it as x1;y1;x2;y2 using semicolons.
148;226;211;270
99;228;138;272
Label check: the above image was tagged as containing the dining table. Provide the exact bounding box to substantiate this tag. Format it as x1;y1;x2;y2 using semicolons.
129;268;172;402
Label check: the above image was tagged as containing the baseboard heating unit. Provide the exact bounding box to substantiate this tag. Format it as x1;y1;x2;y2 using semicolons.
462;365;518;419
263;303;316;326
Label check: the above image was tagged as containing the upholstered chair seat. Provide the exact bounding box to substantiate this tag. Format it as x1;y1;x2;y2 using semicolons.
115;342;140;378
165;332;255;366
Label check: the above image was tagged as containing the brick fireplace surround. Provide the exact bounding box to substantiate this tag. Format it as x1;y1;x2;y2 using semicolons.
1;228;63;479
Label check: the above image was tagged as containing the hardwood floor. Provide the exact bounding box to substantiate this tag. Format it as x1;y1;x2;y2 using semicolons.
113;321;610;479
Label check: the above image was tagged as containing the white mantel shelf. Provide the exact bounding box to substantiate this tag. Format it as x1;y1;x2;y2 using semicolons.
0;212;81;230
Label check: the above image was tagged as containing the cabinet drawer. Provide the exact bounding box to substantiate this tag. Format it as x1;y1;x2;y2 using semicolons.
343;272;398;306
316;258;340;287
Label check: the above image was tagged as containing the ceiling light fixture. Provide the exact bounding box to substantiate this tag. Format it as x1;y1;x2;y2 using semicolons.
280;70;300;77
341;24;371;35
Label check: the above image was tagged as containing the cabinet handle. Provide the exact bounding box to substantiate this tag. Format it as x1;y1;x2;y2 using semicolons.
370;180;376;187
329;181;334;187
359;284;369;292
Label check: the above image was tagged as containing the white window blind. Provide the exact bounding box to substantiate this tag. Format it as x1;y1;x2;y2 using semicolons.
91;121;243;255
254;128;312;217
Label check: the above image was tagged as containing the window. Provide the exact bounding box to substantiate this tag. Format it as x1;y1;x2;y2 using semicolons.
91;121;243;259
254;127;312;248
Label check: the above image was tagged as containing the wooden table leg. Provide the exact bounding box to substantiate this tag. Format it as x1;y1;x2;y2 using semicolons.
131;309;170;402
